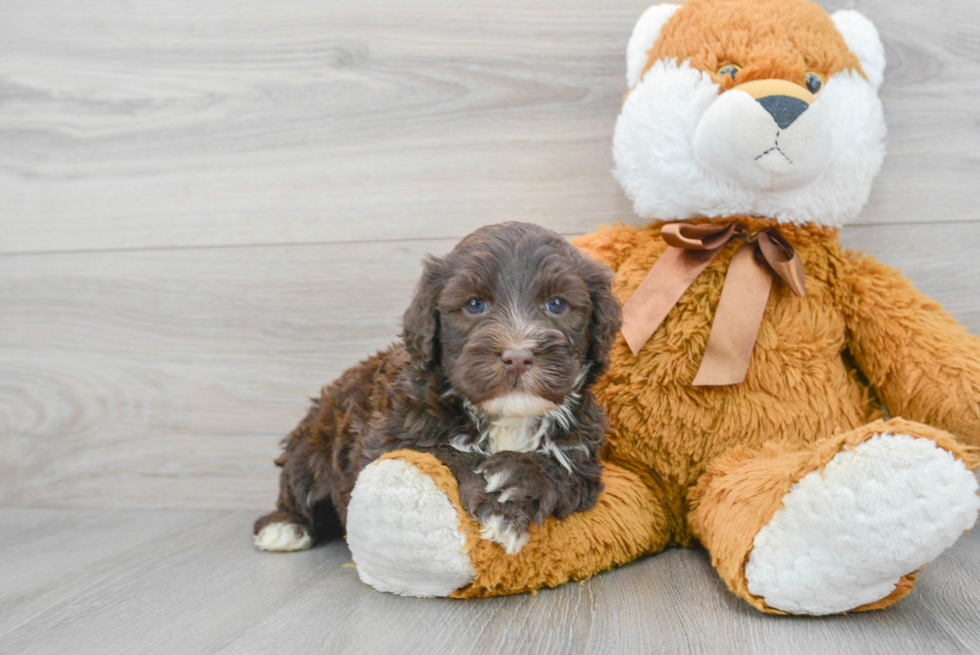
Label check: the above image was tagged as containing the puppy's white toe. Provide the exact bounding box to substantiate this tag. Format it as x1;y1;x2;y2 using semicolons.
745;433;980;615
346;458;476;597
483;469;511;493
254;522;313;552
479;513;528;555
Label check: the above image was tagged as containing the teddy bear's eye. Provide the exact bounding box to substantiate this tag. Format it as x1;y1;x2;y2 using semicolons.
805;72;824;94
717;64;741;81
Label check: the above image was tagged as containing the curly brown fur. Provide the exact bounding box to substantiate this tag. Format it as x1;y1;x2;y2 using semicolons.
254;222;622;552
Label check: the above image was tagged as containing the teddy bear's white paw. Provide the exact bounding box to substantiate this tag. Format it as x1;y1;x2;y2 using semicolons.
346;458;476;597
745;433;979;615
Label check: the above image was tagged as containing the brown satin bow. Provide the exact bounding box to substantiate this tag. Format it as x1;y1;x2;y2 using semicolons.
620;222;806;386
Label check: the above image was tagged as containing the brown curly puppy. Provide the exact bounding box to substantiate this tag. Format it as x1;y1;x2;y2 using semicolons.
254;222;622;554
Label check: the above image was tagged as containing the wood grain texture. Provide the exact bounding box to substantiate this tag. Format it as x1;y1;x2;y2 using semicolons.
1;508;978;655
0;238;433;509
0;223;978;510
1;0;978;254
0;509;223;637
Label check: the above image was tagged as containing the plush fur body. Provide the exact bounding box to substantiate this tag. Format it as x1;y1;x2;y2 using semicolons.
578;217;980;540
255;222;621;554
337;0;980;615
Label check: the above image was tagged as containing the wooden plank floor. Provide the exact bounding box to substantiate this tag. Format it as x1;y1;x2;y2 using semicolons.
2;0;980;652
1;508;980;655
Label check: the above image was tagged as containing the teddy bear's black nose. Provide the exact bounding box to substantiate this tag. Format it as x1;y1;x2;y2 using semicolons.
758;95;810;130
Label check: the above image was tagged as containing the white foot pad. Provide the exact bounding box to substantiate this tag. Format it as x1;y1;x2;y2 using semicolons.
745;433;980;615
346;459;476;597
254;522;313;552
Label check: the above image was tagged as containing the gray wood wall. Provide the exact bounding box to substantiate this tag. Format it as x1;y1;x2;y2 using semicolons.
2;0;978;512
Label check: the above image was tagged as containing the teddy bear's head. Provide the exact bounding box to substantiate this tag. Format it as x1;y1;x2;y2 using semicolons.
614;0;886;227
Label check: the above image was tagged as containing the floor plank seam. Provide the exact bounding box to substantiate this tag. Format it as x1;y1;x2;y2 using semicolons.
1;217;977;259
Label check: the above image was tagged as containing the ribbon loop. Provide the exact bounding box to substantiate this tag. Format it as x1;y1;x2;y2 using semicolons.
619;221;807;386
661;222;743;251
756;229;806;298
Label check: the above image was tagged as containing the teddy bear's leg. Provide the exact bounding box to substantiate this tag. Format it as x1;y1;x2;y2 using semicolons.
345;449;669;598
690;418;980;615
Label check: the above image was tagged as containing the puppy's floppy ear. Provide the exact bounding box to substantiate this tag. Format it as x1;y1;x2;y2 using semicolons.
402;255;448;368
580;255;622;383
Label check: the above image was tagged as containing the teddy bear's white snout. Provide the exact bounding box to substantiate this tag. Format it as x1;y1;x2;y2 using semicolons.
693;84;835;192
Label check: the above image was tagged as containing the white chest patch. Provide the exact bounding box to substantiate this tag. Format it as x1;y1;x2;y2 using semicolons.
454;391;582;463
486;416;542;454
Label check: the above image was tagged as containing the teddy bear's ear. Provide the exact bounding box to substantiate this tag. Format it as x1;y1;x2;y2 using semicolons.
831;10;886;90
626;4;682;88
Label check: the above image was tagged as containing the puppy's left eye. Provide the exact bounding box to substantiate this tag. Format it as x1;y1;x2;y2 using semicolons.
545;298;567;314
465;298;488;314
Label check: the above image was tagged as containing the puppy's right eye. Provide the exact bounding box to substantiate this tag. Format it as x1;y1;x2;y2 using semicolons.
464;298;488;315
545;298;567;314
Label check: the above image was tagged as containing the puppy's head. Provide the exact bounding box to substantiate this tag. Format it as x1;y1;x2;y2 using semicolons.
402;222;620;418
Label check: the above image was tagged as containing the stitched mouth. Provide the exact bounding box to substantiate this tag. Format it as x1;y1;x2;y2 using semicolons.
754;146;793;164
754;131;793;164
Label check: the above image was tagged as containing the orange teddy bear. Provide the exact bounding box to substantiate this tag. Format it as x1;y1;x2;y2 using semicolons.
342;0;980;615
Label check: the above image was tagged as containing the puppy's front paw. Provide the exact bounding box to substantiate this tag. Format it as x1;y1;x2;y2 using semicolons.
460;482;531;554
476;504;530;555
478;454;558;525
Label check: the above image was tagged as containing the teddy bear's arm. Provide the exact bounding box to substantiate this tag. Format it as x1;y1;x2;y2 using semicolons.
838;251;980;447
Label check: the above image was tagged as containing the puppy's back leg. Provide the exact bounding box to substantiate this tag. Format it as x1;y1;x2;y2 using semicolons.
255;353;384;551
254;442;319;552
254;498;344;552
253;510;313;552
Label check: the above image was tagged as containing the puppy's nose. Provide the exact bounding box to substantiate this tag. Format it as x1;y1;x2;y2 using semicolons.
501;349;534;375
